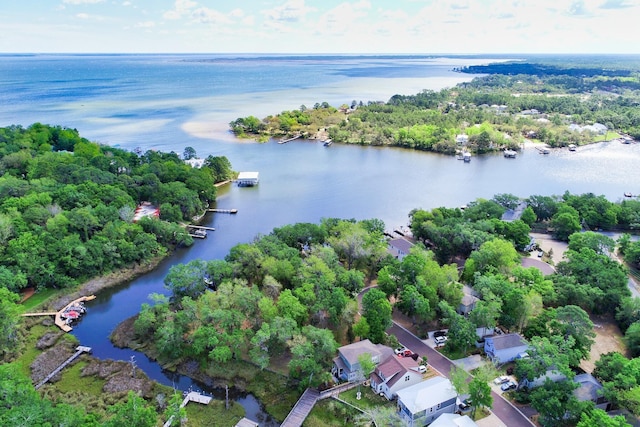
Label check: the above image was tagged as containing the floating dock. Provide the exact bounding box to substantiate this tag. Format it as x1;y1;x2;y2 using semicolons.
23;295;96;333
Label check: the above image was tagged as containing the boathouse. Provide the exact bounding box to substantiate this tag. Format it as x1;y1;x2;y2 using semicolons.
237;172;259;187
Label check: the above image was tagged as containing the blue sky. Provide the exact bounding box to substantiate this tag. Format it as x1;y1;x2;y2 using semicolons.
2;0;639;53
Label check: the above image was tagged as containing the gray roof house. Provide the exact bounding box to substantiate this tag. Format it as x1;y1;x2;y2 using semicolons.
574;373;609;410
484;333;529;365
370;354;423;400
458;285;479;316
332;339;393;383
397;377;458;427
388;238;414;261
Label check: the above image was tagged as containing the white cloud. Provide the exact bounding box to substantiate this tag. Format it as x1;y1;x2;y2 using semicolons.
163;0;198;20
63;0;104;4
263;0;317;31
76;13;90;19
191;7;232;24
135;21;155;28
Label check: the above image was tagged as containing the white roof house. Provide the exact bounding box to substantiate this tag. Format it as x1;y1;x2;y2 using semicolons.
397;377;458;427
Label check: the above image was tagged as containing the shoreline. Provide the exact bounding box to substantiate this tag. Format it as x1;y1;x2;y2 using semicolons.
47;255;167;311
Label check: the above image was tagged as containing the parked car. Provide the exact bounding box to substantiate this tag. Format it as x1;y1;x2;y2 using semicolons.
394;346;407;355
434;336;447;346
418;365;427;373
501;381;517;391
538;250;544;257
433;330;447;338
398;349;414;357
493;376;509;385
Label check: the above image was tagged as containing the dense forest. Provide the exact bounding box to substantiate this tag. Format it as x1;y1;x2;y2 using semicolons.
0;123;234;295
231;63;640;153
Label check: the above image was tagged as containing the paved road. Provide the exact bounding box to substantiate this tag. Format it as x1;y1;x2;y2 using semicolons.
389;323;535;427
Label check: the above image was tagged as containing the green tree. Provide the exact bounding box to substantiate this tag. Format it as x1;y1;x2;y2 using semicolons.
162;392;187;427
625;322;640;357
164;259;208;300
530;379;583;427
361;288;392;344
577;409;631;427
468;375;493;418
103;391;157;427
550;205;581;241
0;288;22;357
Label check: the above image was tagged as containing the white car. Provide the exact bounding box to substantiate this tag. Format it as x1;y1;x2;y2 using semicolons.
394;346;407;355
434;336;447;346
493;376;509;385
418;365;427;373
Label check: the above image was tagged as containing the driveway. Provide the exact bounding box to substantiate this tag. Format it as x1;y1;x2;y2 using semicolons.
389;323;535;427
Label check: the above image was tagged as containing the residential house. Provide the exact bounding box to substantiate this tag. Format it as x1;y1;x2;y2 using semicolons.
332;339;394;382
520;370;567;389
396;377;458;427
388;238;414;261
574;373;609;410
370;354;424;400
457;285;479;316
456;134;469;145
430;413;479;427
484;333;529;365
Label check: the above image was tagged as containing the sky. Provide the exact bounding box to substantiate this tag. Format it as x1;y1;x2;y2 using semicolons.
1;0;639;54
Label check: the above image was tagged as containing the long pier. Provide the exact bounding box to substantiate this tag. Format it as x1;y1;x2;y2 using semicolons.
35;345;92;389
208;208;238;214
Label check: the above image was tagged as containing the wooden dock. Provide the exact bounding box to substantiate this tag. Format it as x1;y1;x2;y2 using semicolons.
280;388;320;427
208;208;238;214
278;135;301;144
22;295;96;333
163;391;212;427
35;345;92;389
187;225;216;230
235;418;259;427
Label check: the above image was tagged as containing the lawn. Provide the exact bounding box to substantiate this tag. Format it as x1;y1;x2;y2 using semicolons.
184;400;245;427
21;288;60;311
339;386;392;412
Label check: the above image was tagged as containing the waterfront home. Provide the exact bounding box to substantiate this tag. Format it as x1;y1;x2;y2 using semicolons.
396;377;458;427
484;333;529;365
332;339;394;382
456;134;469;145
388;238;414;261
184;158;205;168
370;354;424;400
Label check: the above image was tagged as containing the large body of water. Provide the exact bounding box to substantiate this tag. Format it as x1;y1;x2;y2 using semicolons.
3;54;640;426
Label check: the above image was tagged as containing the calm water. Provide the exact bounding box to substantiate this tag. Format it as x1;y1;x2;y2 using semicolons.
3;54;640;426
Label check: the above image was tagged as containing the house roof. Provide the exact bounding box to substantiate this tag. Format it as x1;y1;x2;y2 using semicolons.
574;373;603;402
488;333;526;350
388;238;414;254
376;355;420;388
460;294;479;307
396;376;457;414
338;339;393;366
430;413;479;427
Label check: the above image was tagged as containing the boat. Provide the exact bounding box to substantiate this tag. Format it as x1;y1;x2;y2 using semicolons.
462;152;471;162
323;139;332;146
503;149;517;158
568;144;576;151
193;229;207;238
456;153;464;160
540;147;550;154
625;192;633;198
